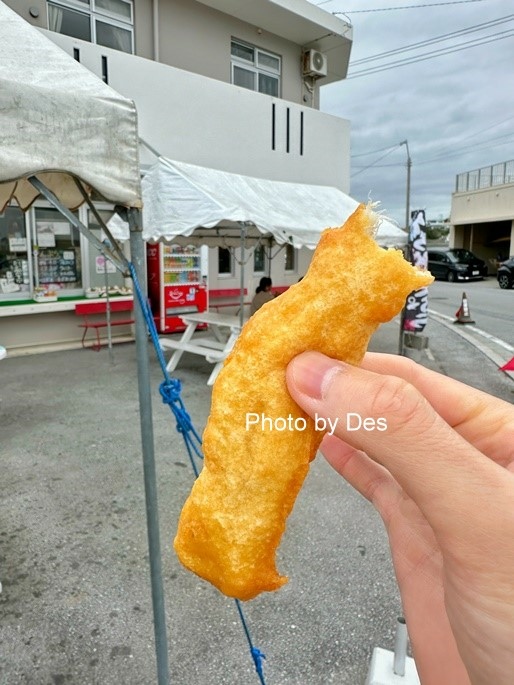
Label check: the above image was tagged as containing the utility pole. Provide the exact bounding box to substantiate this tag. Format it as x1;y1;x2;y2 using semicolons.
399;140;411;355
400;140;412;231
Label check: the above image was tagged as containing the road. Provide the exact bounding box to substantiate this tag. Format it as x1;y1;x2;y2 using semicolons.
407;276;514;401
427;277;514;345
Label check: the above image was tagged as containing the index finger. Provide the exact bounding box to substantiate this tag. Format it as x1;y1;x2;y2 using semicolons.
361;353;514;466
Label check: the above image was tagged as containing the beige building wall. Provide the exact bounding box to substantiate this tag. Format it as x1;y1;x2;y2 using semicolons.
9;0;317;106
3;0;48;27
451;183;514;225
157;0;305;104
451;182;514;268
0;310;133;353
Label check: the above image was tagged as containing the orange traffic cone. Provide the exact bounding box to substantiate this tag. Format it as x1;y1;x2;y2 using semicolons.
454;292;475;324
500;357;514;371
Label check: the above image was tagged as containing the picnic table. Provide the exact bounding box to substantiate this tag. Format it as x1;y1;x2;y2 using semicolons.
159;311;243;385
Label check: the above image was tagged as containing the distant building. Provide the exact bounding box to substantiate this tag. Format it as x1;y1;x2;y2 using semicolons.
451;160;514;271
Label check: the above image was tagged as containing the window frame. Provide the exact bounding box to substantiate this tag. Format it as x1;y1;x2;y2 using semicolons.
217;247;234;277
0;205;32;302
32;204;84;296
284;243;296;273
253;244;266;274
47;0;134;53
231;39;281;97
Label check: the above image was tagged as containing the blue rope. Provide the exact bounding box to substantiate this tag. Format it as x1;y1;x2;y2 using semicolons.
236;600;267;684
129;262;267;684
128;263;203;469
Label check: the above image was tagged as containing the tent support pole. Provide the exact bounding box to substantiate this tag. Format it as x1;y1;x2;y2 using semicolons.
27;176;128;275
239;222;246;327
129;208;170;685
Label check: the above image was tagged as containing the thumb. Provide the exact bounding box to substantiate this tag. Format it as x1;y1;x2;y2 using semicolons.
286;351;506;539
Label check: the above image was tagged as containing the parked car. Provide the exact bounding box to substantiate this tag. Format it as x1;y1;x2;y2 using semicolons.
427;248;488;282
497;258;514;289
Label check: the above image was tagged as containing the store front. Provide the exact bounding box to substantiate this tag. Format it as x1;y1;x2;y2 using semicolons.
0;202;132;354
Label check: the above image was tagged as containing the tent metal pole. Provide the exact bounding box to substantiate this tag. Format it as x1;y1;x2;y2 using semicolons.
27;176;129;275
239;222;246;328
128;208;170;685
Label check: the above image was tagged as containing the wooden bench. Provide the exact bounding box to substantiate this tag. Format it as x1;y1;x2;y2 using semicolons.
75;299;134;351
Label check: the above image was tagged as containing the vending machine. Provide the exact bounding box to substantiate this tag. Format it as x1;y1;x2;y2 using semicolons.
146;243;207;333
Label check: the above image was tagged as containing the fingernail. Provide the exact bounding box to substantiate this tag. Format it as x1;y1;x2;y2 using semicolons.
290;352;347;400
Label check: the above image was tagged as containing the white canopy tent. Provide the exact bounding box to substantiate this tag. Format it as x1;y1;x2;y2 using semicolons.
108;155;407;323
0;5;169;683
111;156;407;249
0;1;141;212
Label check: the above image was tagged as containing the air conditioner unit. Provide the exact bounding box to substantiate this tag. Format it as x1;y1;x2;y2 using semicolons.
303;49;328;78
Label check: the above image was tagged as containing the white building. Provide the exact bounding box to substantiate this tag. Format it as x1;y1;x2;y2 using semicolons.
0;0;353;352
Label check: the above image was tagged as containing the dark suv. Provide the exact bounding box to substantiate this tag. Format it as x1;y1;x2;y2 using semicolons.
427;248;487;282
497;258;514;289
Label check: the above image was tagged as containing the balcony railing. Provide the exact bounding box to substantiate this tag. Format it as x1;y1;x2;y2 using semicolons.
456;160;514;193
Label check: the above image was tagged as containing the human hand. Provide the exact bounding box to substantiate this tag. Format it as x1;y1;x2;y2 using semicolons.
286;352;514;685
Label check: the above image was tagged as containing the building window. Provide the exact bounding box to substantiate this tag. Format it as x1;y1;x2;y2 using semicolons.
284;243;296;272
218;247;233;276
47;0;134;53
0;206;30;299
253;245;266;273
0;204;88;301
34;207;83;293
231;39;280;97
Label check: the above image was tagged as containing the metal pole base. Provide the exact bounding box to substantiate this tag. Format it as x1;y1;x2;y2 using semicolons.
365;648;420;685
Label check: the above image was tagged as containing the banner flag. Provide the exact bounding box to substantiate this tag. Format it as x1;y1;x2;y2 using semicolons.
403;209;429;332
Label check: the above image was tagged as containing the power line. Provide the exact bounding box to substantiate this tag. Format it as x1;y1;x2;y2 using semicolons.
352;162;404;168
351;14;514;66
347;29;514;78
352;114;514;167
350;145;402;177
338;0;490;13
457;113;514;143
351;133;514;169
417;131;514;164
351;143;403;158
349;28;514;77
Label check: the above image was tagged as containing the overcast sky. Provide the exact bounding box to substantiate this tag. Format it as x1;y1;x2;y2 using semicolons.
307;0;514;227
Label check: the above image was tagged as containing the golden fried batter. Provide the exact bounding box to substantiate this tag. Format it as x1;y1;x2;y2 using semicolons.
174;203;433;601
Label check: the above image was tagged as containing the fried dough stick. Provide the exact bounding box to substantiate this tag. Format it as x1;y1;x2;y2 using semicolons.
174;204;433;601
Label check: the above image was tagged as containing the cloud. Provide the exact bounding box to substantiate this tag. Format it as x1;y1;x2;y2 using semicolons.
310;0;514;225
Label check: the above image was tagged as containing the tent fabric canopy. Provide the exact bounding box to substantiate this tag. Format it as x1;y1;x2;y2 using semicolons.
0;1;142;212
111;157;407;249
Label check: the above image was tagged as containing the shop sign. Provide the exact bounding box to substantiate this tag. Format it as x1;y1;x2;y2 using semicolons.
8;237;27;252
95;255;116;274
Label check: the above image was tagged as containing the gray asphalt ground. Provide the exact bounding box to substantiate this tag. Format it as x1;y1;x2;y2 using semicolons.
1;316;513;685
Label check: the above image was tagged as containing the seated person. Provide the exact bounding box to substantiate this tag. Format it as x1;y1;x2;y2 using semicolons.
250;277;274;316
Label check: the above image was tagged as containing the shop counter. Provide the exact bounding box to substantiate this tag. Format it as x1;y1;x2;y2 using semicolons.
0;296;133;317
